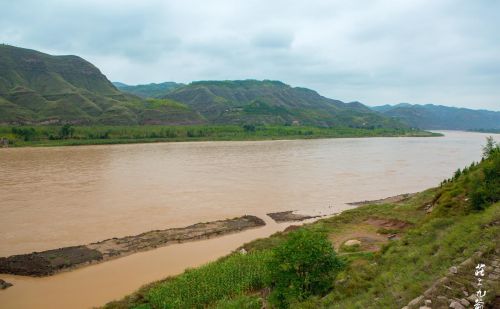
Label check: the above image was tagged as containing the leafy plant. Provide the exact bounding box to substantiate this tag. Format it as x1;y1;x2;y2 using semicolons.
266;229;345;308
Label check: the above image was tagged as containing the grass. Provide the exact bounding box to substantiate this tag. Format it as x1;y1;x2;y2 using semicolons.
105;251;272;309
0;125;440;147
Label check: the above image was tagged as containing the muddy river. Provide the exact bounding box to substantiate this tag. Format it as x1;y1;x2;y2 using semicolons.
0;131;497;308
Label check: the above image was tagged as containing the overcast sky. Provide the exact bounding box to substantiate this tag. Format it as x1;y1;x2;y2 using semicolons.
1;0;499;110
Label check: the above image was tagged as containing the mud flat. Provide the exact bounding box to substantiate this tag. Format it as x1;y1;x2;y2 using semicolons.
347;193;416;206
0;215;265;277
267;211;320;223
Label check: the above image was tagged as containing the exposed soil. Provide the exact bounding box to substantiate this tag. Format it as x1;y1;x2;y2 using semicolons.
0;215;265;277
348;193;416;206
330;230;389;252
267;211;320;223
364;217;413;230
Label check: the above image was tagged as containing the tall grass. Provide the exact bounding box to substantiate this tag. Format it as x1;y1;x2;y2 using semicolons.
146;250;272;309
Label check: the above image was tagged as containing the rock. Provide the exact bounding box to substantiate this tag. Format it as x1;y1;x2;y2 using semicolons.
449;266;458;274
419;306;431;309
467;294;476;302
437;296;448;302
459;298;470;307
488;273;499;280
239;248;247;255
387;234;397;240
449;301;465;309
425;299;432;306
0;279;13;289
344;239;361;246
462;289;468;297
408;295;424;307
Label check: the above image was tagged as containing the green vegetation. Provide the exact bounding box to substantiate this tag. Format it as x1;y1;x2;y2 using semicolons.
104;139;499;309
147;250;271;308
266;230;344;308
0;125;438;147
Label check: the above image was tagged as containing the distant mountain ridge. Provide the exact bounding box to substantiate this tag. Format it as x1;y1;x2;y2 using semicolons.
113;81;184;98
372;103;500;130
1;44;405;128
162;80;404;127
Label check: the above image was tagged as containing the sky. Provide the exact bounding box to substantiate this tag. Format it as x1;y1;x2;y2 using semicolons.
1;0;499;110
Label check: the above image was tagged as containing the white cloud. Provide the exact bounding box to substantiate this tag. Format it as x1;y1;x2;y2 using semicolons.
0;0;499;110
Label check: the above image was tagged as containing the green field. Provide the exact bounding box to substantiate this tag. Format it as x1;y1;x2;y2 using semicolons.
0;125;440;147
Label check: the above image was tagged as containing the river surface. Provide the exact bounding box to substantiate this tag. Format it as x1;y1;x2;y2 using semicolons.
0;130;498;308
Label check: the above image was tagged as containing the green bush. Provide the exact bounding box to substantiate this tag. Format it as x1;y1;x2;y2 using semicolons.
471;151;500;210
267;229;345;308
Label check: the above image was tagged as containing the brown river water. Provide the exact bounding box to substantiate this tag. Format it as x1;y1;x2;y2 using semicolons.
0;130;498;308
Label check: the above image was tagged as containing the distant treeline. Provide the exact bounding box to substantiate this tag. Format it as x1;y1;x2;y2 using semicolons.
0;125;439;147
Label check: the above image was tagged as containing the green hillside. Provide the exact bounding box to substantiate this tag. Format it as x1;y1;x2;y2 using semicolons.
372;103;500;130
164;80;405;128
1;44;409;129
0;44;203;125
113;82;184;98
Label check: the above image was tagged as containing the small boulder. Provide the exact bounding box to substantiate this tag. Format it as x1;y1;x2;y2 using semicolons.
449;301;465;309
344;239;361;246
449;266;458;274
459;298;470;307
425;299;432;306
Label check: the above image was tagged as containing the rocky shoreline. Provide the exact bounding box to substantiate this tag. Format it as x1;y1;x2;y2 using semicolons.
347;193;416;206
0;215;265;277
267;211;321;223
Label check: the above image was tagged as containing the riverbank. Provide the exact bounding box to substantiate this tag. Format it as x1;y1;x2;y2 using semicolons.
0;125;440;147
102;152;500;308
0;215;266;277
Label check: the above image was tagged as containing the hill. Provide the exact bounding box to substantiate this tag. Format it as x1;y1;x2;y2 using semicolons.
0;44;203;125
372;103;500;130
113;82;184;98
0;44;407;129
163;80;405;128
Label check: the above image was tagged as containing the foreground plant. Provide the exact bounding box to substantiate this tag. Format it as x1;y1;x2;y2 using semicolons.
266;229;345;308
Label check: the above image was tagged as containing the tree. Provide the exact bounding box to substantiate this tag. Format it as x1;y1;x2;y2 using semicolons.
267;229;345;308
243;124;256;132
482;136;499;159
12;127;36;141
60;124;75;139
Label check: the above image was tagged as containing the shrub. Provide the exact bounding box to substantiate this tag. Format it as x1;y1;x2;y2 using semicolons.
12;127;36;141
470;151;500;210
267;229;345;308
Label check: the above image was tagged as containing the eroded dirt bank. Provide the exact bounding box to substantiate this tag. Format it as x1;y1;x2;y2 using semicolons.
0;215;265;276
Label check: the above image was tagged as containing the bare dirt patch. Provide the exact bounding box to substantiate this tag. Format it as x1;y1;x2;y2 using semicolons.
0;215;265;277
364;217;413;230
